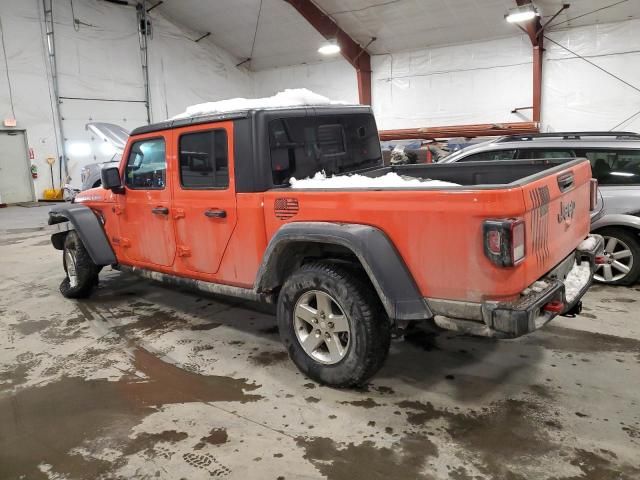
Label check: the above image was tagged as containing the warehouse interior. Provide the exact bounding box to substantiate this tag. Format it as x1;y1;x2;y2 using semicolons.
1;0;639;479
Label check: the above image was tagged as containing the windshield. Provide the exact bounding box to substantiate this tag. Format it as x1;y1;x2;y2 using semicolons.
269;114;382;185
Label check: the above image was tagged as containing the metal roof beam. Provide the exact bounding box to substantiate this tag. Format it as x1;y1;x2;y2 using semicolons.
284;0;372;105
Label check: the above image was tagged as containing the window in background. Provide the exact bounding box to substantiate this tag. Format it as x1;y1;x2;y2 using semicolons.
578;149;640;185
517;149;576;160
457;149;517;162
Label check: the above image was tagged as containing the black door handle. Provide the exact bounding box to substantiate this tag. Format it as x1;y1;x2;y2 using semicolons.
204;209;227;218
151;206;169;215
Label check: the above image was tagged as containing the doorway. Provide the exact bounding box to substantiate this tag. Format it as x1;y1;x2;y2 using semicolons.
0;130;35;204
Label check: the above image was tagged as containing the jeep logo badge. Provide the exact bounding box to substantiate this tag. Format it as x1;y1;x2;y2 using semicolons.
557;200;576;224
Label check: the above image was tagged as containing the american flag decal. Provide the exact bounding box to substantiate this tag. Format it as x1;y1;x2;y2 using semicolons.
274;198;299;220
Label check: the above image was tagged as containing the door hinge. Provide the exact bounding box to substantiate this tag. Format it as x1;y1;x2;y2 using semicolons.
177;245;191;257
173;208;185;220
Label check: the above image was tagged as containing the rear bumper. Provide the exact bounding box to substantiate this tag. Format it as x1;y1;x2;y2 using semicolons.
427;234;604;338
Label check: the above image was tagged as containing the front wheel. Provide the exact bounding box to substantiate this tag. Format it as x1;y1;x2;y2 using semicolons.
593;228;640;286
59;231;100;298
277;261;390;388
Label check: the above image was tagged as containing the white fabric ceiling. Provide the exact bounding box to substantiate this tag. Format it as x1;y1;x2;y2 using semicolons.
158;0;329;71
158;0;640;70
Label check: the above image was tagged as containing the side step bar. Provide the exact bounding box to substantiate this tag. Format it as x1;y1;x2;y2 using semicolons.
115;265;265;303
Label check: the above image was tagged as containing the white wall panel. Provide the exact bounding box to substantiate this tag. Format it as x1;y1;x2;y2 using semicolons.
371;35;533;130
542;19;640;132
253;59;359;104
147;13;254;121
0;0;60;197
0;0;253;193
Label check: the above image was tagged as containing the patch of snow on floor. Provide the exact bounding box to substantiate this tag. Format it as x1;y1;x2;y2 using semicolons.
290;171;461;189
171;88;344;120
564;261;592;302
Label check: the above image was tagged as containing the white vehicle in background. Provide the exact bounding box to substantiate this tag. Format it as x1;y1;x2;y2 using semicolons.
65;123;129;198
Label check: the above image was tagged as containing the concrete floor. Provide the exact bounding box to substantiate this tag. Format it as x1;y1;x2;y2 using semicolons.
1;204;639;480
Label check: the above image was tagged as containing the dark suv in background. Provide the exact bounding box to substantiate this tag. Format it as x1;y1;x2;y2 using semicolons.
441;132;640;285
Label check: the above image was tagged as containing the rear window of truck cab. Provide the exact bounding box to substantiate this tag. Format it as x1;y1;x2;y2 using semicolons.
268;114;382;185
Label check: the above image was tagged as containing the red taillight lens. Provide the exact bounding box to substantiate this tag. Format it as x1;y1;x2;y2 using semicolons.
483;218;526;267
589;178;598;211
487;230;502;255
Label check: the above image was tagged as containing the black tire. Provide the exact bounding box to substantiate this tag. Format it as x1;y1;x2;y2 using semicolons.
277;261;391;388
59;231;100;299
594;227;640;286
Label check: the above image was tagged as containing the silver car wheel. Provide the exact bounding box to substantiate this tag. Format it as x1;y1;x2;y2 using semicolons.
594;235;634;283
65;249;79;288
293;290;351;365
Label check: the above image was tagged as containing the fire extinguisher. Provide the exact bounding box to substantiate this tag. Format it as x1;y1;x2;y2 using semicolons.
31;164;38;179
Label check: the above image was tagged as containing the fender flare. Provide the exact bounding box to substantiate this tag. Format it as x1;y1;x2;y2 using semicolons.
48;204;117;266
255;222;432;321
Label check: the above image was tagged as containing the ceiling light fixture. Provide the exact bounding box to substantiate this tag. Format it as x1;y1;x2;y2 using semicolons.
318;39;340;55
505;3;538;23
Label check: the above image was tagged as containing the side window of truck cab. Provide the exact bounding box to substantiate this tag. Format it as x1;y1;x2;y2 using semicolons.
179;130;229;189
125;138;166;189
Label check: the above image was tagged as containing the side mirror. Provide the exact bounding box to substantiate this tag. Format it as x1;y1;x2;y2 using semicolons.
101;166;124;193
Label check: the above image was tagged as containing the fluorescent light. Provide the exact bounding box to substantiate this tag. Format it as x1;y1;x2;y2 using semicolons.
505;4;538;23
610;171;635;177
67;142;92;157
318;40;340;55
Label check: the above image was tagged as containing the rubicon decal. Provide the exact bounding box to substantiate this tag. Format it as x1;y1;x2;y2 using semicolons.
274;198;299;220
557;200;576;224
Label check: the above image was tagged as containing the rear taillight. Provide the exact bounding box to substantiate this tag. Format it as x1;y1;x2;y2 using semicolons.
483;218;526;267
589;178;598;211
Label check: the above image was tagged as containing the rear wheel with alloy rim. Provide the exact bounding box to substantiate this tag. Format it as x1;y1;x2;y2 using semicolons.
277;261;391;388
294;290;351;365
593;228;640;286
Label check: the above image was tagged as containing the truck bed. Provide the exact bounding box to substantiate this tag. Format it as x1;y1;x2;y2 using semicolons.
264;157;593;304
364;158;580;188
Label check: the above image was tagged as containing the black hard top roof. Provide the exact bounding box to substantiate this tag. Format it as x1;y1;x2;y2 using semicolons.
130;104;372;136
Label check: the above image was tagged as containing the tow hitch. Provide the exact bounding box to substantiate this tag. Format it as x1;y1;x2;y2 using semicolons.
542;299;583;317
562;301;583;317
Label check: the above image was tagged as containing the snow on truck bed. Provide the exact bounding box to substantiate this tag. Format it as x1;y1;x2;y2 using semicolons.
171;88;344;120
290;171;460;189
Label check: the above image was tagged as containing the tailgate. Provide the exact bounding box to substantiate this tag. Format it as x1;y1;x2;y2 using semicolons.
522;159;592;282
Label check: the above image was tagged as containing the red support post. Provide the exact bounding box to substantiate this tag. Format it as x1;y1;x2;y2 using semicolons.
532;44;543;123
284;0;372;105
515;0;543;124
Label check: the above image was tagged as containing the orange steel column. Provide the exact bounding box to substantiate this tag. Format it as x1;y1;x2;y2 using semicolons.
285;0;372;105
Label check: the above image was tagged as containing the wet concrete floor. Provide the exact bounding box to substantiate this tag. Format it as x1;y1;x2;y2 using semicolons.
1;205;639;479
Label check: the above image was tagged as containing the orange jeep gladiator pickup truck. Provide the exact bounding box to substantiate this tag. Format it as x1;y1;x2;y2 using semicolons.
49;105;603;387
